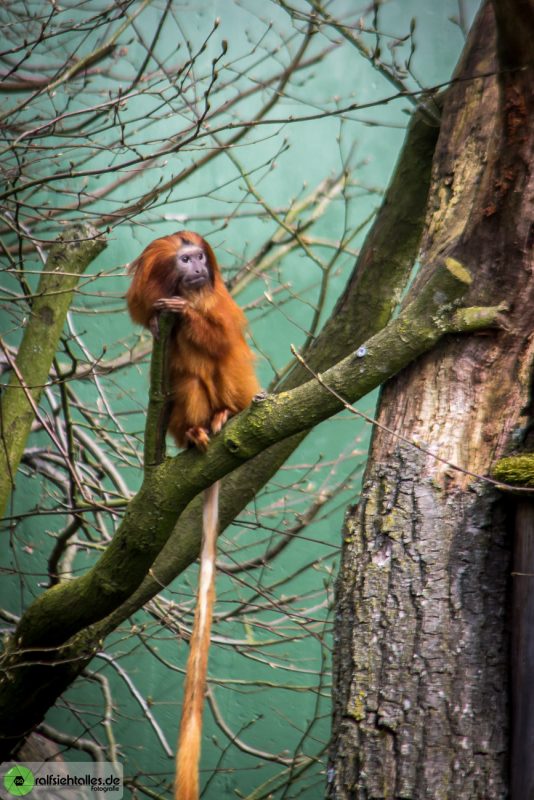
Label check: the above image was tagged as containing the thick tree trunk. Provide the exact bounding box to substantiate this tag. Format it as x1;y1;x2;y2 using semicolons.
511;500;534;800
329;2;534;798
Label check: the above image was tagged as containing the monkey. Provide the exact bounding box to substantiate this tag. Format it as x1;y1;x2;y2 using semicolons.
126;231;259;800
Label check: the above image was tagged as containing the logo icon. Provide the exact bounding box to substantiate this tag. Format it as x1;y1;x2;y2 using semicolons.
3;765;35;797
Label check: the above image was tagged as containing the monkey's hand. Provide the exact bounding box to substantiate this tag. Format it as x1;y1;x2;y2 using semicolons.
149;298;189;338
153;297;189;313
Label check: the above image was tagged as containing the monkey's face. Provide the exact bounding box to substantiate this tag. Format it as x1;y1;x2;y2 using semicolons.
175;245;212;292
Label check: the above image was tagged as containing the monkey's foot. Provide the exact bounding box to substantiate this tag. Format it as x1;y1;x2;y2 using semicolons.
153;297;188;313
185;426;210;451
211;409;230;434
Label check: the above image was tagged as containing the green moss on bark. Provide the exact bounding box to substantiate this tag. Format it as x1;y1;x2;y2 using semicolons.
493;455;534;487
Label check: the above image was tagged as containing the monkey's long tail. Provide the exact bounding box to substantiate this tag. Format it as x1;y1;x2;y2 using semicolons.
175;480;219;800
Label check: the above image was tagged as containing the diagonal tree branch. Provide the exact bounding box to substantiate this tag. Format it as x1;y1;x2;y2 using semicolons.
0;254;506;757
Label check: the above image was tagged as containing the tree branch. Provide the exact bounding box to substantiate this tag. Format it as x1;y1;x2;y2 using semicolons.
18;152;457;653
0;225;106;518
0;254;507;757
143;314;173;468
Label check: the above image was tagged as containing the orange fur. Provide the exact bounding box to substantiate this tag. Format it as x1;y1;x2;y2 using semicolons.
126;231;258;447
175;478;218;800
126;231;258;800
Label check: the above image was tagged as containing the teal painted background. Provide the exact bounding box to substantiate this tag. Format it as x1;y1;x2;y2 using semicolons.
1;1;479;797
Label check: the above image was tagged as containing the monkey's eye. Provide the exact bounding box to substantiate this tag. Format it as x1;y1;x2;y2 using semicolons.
180;255;190;263
198;252;204;260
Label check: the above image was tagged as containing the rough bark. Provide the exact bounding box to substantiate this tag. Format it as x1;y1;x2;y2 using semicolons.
510;500;534;800
329;2;534;798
